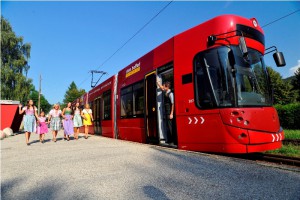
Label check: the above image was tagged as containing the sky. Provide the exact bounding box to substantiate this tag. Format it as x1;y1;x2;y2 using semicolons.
2;1;300;104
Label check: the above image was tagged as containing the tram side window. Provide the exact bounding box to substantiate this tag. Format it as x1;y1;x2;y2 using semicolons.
121;81;144;118
102;90;111;120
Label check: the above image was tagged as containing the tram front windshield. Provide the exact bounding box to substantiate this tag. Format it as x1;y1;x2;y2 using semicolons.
194;46;272;109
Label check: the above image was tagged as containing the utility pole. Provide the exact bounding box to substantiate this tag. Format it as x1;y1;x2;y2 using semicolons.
38;74;41;115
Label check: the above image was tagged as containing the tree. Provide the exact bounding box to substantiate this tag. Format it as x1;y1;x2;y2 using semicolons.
1;16;32;103
267;67;297;105
291;67;300;101
62;81;85;108
28;87;52;114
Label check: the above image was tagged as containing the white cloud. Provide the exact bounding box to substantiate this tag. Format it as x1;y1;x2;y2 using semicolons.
289;60;300;76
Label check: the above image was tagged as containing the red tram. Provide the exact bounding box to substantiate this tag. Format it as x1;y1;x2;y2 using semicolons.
74;15;286;153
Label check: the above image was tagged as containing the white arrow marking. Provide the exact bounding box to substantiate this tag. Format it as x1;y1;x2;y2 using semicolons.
188;117;192;124
279;133;282;141
194;117;198;124
276;134;279;142
200;117;205;124
272;134;275;142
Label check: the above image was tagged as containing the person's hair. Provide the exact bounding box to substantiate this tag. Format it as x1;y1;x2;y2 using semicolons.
85;104;90;109
65;102;73;115
164;81;171;89
27;99;34;110
74;102;82;112
53;104;60;110
39;111;45;117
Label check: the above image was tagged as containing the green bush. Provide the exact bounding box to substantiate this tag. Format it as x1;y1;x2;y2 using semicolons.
275;103;300;129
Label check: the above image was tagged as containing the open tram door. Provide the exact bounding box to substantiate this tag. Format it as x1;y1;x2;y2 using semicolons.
156;65;177;147
144;64;177;147
145;71;159;144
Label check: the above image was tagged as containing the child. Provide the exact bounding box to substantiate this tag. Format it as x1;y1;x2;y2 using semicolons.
36;111;48;143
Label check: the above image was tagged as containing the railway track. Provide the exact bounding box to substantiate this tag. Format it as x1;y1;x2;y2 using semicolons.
229;153;300;168
257;153;300;167
282;139;300;146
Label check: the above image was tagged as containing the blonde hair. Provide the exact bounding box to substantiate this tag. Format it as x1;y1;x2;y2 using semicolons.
85;104;90;109
53;104;60;109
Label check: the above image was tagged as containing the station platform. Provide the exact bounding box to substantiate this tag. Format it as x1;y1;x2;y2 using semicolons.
1;130;300;200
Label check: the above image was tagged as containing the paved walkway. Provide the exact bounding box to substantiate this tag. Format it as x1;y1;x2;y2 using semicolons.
1;131;300;200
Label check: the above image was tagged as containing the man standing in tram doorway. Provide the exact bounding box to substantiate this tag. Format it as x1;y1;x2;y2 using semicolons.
157;79;175;144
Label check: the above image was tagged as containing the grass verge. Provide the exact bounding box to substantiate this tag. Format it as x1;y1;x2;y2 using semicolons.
266;130;300;157
284;129;300;139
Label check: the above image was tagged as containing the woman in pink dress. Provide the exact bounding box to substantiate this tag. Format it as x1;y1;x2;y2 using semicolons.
36;111;48;143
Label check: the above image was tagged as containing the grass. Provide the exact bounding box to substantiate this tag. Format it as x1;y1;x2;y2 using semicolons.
267;144;300;158
284;129;300;139
266;129;300;157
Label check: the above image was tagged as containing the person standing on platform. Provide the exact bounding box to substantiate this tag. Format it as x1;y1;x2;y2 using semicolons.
73;102;83;140
48;104;62;142
36;111;48;143
81;104;94;139
19;99;39;146
62;102;74;141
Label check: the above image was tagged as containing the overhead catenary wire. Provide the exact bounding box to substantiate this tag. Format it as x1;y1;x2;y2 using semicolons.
262;9;300;28
78;1;173;88
79;5;298;88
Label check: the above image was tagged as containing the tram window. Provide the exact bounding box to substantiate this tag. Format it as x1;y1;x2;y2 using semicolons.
102;90;111;120
120;81;144;118
133;82;144;116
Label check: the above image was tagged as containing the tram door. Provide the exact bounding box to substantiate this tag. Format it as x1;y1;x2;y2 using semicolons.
145;71;159;143
93;97;102;135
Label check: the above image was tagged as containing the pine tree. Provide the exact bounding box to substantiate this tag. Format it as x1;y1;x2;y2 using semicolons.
62;81;85;107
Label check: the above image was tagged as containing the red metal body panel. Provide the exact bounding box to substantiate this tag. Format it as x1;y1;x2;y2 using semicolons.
81;15;283;153
116;39;174;142
89;76;116;137
0;101;23;132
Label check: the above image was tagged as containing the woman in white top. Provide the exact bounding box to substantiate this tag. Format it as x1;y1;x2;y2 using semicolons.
48;104;62;142
81;104;94;139
19;99;39;145
73;102;83;140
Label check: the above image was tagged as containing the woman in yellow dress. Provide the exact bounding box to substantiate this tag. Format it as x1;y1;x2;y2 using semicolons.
81;104;94;139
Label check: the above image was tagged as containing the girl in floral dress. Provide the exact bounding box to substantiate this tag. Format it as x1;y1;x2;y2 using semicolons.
36;111;48;143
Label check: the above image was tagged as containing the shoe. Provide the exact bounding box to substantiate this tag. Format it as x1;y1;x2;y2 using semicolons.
42;140;44;144
26;143;30;146
67;137;70;141
85;136;88;139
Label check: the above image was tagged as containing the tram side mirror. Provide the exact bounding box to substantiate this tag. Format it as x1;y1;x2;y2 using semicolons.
273;52;286;67
239;36;248;58
207;35;217;46
228;49;236;67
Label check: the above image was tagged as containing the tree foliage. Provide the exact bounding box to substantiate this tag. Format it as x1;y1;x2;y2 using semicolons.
291;67;300;101
28;86;52;114
62;81;85;107
1;16;32;103
267;67;297;105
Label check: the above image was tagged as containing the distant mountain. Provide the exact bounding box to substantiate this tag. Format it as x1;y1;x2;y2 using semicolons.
283;76;296;83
